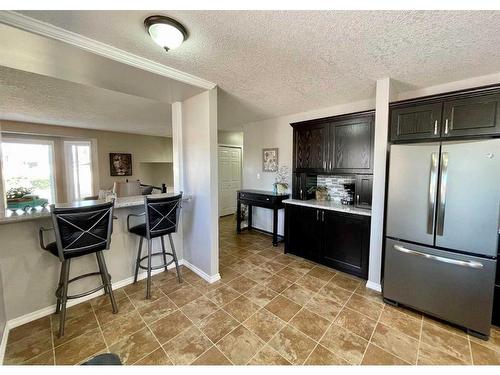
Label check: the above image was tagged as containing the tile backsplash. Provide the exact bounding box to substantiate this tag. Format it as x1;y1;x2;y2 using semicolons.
316;175;356;202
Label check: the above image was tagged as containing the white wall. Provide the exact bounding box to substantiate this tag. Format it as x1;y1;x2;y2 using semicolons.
178;89;219;280
218;131;243;146
242;98;375;236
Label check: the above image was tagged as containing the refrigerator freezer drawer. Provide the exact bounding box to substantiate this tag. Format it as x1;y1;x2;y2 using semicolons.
383;238;496;336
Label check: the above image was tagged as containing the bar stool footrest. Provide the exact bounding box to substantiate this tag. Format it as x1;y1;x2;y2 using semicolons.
138;252;175;271
56;271;110;300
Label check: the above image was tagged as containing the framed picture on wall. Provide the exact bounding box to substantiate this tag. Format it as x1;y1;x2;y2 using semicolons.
262;148;279;172
109;153;132;176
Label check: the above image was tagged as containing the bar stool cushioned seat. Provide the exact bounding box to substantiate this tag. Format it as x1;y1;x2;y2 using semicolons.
127;193;183;299
39;201;119;337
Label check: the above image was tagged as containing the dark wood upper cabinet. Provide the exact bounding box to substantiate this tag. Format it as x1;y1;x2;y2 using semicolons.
390;102;442;142
329;115;374;173
292;112;374;174
293;122;328;173
390;88;500;142
442;94;500;137
355;175;373;209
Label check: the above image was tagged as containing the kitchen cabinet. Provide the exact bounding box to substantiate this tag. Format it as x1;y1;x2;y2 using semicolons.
355;175;373;209
285;204;322;261
329;115;374;173
322;211;370;278
390;102;442;142
390;89;500;142
285;204;370;279
293;122;329;173
442;94;500;137
292;112;375;174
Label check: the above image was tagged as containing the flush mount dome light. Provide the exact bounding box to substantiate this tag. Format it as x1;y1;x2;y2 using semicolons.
144;15;188;51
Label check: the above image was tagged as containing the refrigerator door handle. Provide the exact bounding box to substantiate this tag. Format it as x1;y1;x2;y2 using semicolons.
436;152;449;236
427;152;438;234
393;244;484;269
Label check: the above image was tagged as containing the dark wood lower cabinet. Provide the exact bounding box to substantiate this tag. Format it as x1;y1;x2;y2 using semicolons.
285;204;370;279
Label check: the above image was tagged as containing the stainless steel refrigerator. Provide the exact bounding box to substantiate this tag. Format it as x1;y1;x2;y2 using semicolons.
383;138;500;338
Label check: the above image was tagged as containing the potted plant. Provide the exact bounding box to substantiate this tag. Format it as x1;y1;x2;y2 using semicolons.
308;185;330;201
273;166;289;194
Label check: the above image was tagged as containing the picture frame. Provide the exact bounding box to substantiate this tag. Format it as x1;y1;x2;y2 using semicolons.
109;153;132;176
262;148;279;172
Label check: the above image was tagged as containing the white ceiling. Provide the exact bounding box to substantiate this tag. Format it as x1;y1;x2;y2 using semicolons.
0;65;173;136
11;10;500;130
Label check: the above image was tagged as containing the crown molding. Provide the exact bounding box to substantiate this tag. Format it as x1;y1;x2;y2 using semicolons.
0;10;217;90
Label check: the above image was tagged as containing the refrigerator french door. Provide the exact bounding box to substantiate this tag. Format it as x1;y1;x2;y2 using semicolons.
384;139;500;338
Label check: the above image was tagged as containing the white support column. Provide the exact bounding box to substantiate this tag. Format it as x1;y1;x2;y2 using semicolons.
178;88;220;282
367;77;392;292
0;122;5;212
171;102;184;261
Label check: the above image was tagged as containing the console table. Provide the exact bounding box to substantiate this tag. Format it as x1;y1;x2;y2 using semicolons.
236;189;290;246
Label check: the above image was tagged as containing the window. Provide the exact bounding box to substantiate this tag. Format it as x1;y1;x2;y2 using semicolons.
65;141;95;201
1;138;57;204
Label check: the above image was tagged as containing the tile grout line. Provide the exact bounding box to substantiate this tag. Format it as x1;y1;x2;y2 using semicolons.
415;314;424;365
301;281;357;365
90;299;110;354
359;299;385;365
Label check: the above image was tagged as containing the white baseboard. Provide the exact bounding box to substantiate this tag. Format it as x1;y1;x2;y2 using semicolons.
6;260;183;331
0;324;8;366
182;260;220;284
0;257;224;364
366;280;382;292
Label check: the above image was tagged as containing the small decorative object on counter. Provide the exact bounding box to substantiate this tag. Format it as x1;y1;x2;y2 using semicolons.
6;187;49;212
273;166;289;194
308;185;330;201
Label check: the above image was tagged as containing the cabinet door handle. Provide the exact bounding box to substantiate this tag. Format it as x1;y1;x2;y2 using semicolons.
444;119;449;135
316;210;319;221
329;160;332;170
357;195;360;205
434;120;438;135
323;161;326;169
300;189;303;199
321;211;325;222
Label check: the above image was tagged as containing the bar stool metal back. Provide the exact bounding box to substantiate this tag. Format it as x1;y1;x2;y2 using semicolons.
39;201;118;337
127;193;183;299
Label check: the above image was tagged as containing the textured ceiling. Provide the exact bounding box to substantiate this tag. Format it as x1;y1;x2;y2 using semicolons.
0;66;172;136
15;10;500;129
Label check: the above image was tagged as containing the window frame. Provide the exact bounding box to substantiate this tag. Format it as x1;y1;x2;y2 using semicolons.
63;139;99;201
1;136;58;204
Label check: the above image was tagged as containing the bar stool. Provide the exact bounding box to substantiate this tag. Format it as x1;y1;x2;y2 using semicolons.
127;193;183;299
39;201;118;337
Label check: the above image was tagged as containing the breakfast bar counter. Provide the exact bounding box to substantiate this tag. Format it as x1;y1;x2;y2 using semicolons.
0;193;187;325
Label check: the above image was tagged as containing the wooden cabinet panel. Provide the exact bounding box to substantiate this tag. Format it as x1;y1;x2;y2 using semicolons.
285;204;321;260
285;205;370;279
355;175;373;209
330;115;374;173
390;102;442;142
321;211;370;279
293;123;328;172
442;94;500;137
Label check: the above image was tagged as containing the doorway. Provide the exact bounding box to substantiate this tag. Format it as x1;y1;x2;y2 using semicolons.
218;145;242;217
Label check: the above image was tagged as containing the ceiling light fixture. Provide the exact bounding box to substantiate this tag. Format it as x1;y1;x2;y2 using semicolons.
144;15;188;52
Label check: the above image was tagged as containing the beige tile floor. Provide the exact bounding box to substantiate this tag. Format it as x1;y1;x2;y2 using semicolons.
4;214;500;365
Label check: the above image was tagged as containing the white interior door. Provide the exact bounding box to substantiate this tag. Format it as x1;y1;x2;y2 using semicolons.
218;146;242;217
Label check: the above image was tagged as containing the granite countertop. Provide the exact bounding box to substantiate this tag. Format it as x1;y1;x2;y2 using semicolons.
0;193;189;224
283;198;371;217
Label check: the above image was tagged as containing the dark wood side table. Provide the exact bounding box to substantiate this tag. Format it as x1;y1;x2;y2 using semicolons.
236;189;290;246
